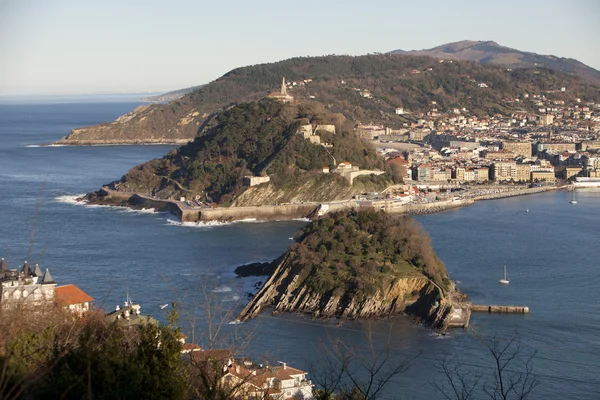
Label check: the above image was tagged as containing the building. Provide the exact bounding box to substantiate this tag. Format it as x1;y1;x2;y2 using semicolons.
516;163;532;183
190;350;313;400
55;284;94;313
243;176;271;187
314;125;336;134
1;259;56;307
475;166;490;182
492;162;517;182
556;165;583;181
356;124;386;140
484;150;516;161
337;161;353;170
268;77;294;103
531;170;556;183
431;168;452;181
225;360;313;400
502;141;532;157
1;258;93;313
539;114;554;126
413;164;432;181
105;296;158;328
539;142;577;153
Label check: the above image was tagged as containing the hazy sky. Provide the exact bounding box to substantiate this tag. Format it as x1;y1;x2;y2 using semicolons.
1;0;599;95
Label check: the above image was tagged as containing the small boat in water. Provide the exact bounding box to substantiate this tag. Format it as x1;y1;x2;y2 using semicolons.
570;190;578;204
159;303;169;309
499;265;510;284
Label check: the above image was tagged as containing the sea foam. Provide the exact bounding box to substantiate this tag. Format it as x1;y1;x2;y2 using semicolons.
54;194;87;205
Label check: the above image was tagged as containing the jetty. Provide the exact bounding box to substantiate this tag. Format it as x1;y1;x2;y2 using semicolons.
445;303;530;331
471;305;530;313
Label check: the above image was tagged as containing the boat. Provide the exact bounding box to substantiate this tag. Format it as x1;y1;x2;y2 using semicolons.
570;187;578;204
159;303;169;309
499;265;510;284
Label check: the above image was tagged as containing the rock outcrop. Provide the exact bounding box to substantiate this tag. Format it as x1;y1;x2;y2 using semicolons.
238;253;453;330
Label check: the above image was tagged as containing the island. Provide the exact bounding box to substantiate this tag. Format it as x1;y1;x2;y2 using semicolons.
237;209;469;332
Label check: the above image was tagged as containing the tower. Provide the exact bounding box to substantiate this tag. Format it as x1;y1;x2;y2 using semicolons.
281;77;287;95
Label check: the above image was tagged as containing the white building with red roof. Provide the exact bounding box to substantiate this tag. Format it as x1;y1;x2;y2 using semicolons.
54;284;94;313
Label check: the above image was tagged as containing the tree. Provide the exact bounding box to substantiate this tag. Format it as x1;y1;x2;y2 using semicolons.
433;329;539;400
310;324;417;400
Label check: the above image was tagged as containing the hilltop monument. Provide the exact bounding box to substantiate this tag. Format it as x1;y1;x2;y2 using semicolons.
268;77;294;103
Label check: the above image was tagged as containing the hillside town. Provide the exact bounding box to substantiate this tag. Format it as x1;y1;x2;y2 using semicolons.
355;91;600;186
276;74;600;186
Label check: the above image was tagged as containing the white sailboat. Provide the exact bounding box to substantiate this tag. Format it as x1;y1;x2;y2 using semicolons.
499;265;510;284
570;190;578;204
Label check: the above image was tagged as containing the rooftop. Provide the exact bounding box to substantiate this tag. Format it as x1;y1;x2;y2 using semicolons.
55;284;94;306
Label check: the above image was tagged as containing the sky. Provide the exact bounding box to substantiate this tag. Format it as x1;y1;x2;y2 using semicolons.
0;0;599;95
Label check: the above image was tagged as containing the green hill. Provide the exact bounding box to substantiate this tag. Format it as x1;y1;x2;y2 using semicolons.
391;40;600;85
90;99;391;205
57;54;600;145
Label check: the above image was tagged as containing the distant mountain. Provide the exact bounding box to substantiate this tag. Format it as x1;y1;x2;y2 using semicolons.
143;84;205;102
390;40;600;85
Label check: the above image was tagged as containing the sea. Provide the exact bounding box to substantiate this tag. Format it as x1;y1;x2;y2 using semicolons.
0;96;598;399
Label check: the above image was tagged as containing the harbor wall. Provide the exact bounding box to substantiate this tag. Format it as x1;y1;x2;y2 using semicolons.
471;305;530;313
191;204;318;222
389;199;474;215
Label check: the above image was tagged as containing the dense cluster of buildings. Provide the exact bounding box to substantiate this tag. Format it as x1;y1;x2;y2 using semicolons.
368;92;600;184
381;134;600;184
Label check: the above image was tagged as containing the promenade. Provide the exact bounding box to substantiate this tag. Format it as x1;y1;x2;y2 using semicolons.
89;185;557;223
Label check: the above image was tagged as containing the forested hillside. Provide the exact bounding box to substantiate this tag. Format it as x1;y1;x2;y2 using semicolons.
59;54;600;144
96;99;388;204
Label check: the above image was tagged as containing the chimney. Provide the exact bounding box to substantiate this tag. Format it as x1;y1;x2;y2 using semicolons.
282;362;286;370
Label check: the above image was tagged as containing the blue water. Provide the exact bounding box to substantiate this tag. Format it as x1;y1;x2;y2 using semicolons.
0;98;598;399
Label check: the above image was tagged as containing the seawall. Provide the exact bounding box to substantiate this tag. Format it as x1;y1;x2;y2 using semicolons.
182;204;318;222
471;186;555;201
88;185;556;223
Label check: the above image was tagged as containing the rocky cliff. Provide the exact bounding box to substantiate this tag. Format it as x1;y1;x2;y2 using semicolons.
238;255;452;330
237;209;457;331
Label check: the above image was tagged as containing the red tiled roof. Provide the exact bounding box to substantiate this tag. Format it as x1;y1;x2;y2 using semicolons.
55;284;93;306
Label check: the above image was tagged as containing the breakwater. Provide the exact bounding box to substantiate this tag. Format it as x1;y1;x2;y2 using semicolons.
394;199;474;215
471;305;530;313
471;186;555;201
182;203;318;222
88;185;554;223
